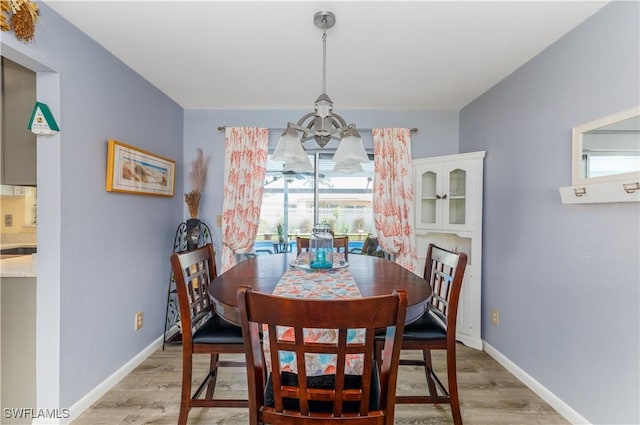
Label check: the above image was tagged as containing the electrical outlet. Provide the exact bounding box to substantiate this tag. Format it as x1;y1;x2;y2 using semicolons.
135;311;144;330
491;308;499;326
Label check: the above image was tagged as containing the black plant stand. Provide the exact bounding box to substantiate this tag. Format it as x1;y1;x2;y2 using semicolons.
163;220;212;349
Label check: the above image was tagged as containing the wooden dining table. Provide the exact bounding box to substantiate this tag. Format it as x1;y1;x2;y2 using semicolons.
209;252;432;326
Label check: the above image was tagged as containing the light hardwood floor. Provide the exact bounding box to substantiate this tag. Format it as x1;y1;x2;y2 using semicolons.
71;343;568;425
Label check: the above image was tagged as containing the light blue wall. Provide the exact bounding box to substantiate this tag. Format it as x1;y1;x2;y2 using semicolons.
459;2;639;424
2;3;184;408
183;109;459;252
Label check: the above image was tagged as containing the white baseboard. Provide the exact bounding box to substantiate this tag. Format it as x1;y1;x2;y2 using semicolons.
482;341;591;425
37;336;164;425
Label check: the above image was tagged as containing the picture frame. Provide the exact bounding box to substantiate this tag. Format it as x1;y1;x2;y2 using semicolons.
106;139;176;197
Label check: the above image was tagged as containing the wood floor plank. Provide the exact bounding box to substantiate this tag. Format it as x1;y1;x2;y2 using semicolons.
70;344;568;425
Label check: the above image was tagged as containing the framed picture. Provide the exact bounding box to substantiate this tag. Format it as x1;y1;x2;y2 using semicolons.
106;139;176;197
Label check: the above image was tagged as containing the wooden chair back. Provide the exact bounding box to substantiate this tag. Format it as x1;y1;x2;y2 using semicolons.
296;236;310;255
172;243;218;339
424;244;468;339
333;236;349;259
238;287;407;425
296;236;349;259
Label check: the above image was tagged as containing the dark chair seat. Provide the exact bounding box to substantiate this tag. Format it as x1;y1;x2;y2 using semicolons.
398;310;446;341
375;309;446;345
265;367;381;413
192;314;244;344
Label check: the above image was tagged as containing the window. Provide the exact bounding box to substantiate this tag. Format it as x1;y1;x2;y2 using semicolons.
256;152;374;252
583;152;640;178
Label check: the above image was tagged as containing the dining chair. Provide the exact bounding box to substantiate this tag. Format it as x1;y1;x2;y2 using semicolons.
237;287;407;425
333;236;349;260
295;236;310;255
170;243;248;425
296;235;349;260
361;235;379;255
375;244;468;425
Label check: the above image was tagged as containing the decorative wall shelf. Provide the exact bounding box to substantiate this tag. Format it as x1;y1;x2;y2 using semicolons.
559;178;640;204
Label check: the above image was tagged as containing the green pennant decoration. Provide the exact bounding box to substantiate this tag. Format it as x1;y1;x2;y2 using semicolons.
28;102;60;136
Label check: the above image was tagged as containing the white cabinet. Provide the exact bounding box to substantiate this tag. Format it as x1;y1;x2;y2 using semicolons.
415;156;480;232
413;151;485;349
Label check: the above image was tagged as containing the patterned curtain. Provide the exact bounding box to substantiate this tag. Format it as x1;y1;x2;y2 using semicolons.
221;127;268;272
372;128;417;273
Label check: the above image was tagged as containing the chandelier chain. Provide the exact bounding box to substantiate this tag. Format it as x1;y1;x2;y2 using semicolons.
321;19;327;95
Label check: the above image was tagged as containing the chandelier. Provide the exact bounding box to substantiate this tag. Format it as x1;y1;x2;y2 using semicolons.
271;11;369;174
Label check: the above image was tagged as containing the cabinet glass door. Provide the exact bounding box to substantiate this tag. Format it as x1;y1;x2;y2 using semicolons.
421;171;437;225
447;168;466;225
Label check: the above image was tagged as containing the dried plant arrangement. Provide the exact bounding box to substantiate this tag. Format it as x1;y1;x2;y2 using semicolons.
1;0;39;42
185;148;211;219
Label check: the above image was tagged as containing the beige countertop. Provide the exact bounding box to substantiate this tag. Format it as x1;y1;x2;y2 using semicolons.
0;242;37;250
0;254;36;277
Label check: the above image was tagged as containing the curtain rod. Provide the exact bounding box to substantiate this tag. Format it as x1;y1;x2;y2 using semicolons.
217;126;418;133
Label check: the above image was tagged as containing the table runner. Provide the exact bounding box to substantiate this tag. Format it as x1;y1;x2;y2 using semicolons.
272;252;361;299
265;252;365;376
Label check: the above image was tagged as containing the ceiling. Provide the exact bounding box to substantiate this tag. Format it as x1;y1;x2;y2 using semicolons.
44;1;608;110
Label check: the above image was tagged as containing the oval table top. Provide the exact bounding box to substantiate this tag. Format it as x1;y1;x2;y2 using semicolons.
209;252;431;326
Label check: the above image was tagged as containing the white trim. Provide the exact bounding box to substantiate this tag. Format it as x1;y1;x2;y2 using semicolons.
34;336;164;425
34;68;62;425
411;150;486;165
482;341;591;425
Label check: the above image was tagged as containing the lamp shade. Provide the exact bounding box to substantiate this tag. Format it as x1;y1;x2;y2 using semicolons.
333;159;364;174
272;128;313;173
284;158;314;173
332;129;368;173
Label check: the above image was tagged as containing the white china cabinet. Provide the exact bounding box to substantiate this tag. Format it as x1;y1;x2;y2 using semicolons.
413;151;485;349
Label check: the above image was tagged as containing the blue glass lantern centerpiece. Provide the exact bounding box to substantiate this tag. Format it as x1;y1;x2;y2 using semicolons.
310;224;334;268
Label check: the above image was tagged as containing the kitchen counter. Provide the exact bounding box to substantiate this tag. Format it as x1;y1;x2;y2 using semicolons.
0;242;37;249
0;254;36;277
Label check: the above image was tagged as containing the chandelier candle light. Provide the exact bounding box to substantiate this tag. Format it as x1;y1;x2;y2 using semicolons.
271;11;369;174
